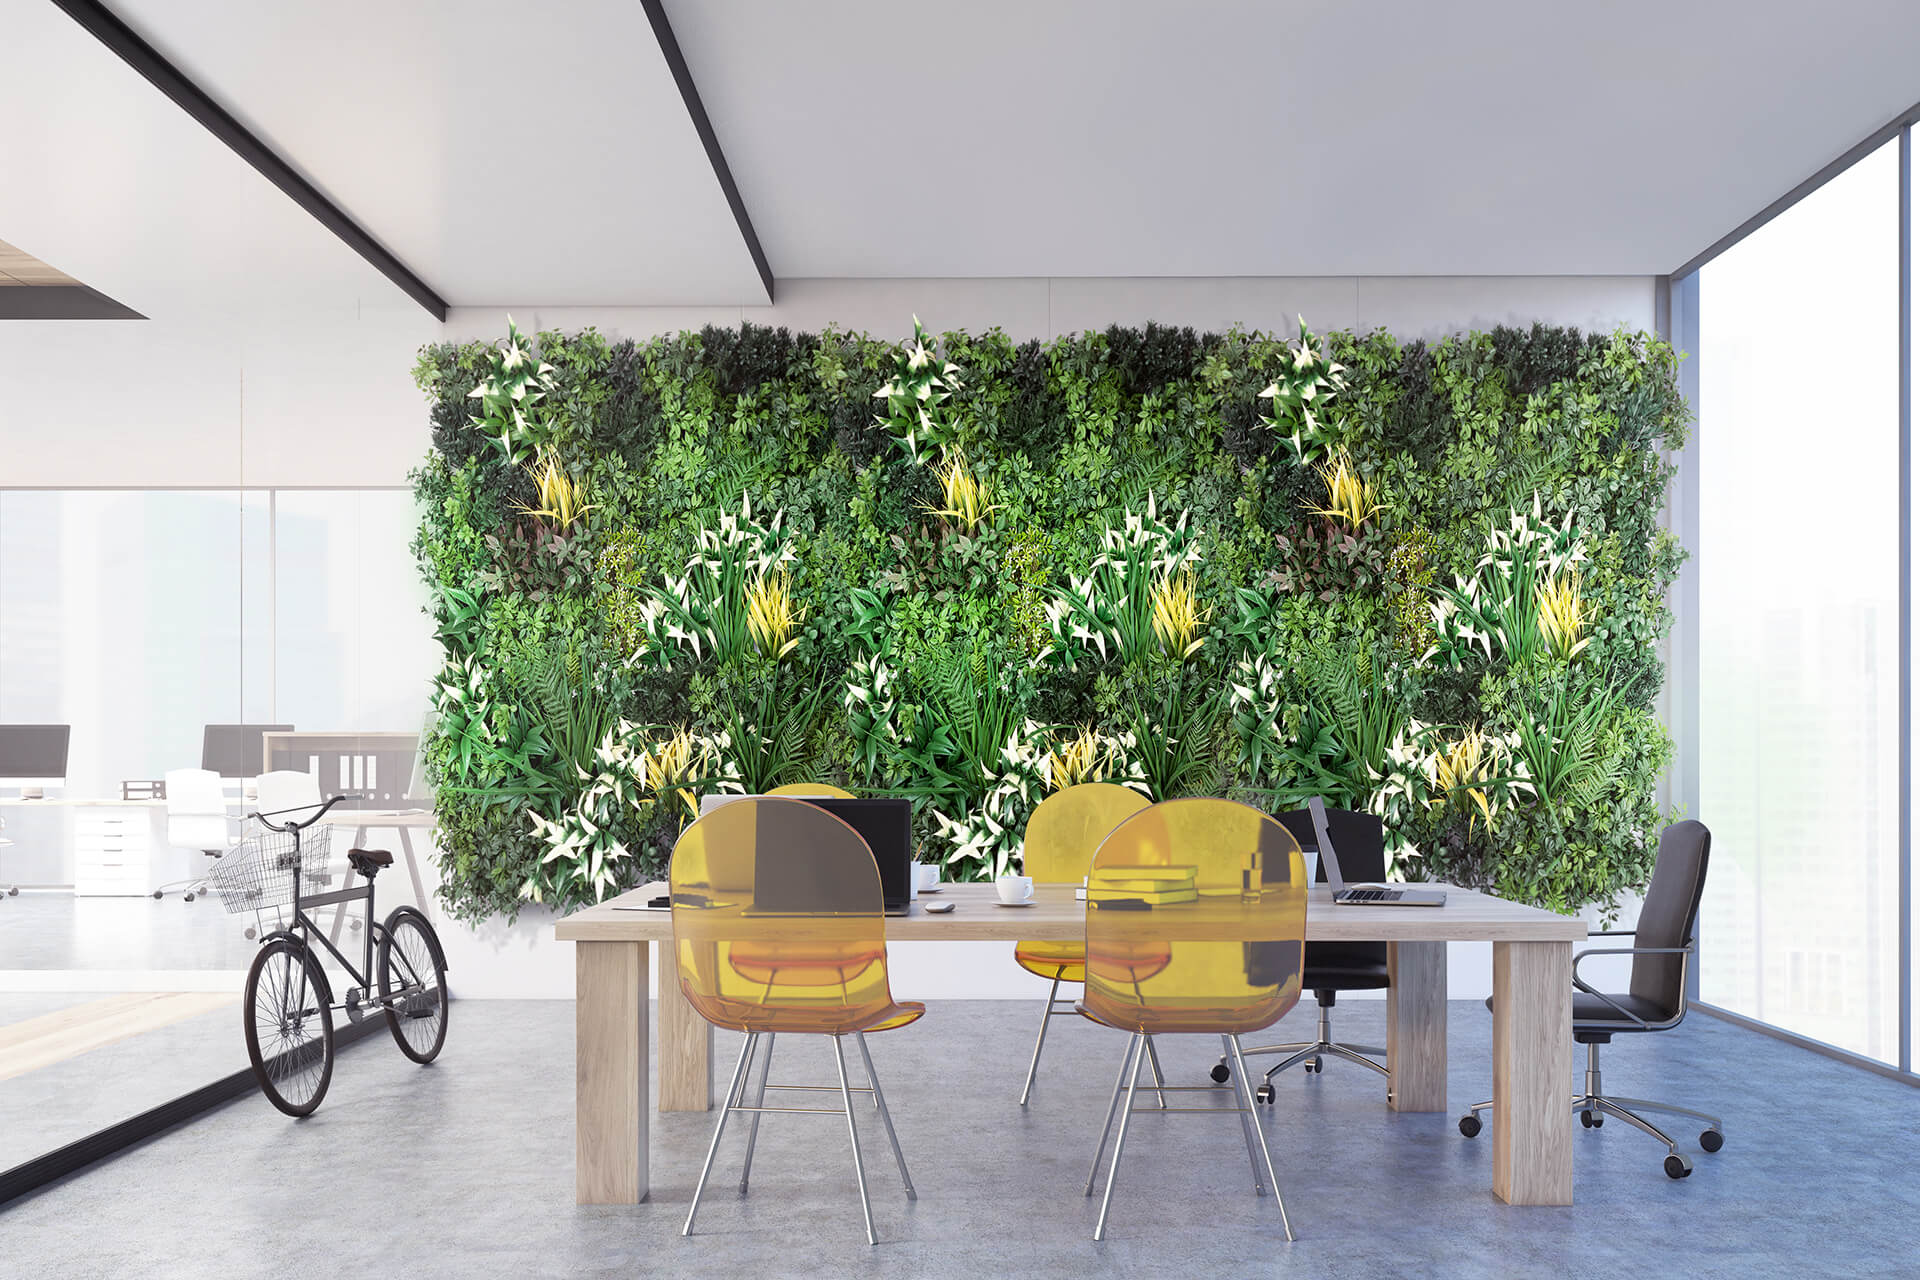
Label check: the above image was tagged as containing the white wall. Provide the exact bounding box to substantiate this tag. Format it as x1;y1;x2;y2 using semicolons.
3;274;1655;998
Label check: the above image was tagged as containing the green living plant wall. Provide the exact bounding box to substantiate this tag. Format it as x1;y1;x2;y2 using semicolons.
411;318;1687;925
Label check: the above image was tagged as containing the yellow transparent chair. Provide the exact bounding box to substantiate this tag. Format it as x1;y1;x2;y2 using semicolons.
1078;798;1309;1241
767;782;855;798
671;797;923;1245
1014;783;1170;1107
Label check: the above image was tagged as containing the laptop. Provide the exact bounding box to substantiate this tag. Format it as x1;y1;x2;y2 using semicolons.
699;794;915;917
1310;797;1446;907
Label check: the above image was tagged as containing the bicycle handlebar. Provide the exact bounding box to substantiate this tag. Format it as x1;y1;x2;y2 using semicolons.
247;794;348;833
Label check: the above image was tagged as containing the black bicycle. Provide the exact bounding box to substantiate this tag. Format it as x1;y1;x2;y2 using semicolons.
214;796;449;1116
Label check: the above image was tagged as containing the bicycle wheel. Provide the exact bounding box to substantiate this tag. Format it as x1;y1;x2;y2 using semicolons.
244;937;334;1116
378;906;448;1064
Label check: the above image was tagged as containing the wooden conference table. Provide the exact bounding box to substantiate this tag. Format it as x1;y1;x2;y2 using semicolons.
554;881;1584;1208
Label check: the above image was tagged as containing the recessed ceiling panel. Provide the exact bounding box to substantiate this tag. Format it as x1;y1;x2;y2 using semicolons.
109;0;768;306
667;0;1920;278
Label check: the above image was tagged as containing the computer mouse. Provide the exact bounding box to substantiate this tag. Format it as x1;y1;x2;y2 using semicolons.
924;900;956;913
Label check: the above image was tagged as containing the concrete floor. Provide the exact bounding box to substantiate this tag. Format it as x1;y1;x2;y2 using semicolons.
0;994;245;1171
3;999;1917;1278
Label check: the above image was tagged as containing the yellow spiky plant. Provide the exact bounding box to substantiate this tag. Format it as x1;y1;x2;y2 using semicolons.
1044;726;1110;790
1309;448;1384;527
924;448;998;533
518;446;593;528
1431;726;1505;836
640;728;705;821
1149;570;1209;661
745;568;805;661
1537;573;1590;661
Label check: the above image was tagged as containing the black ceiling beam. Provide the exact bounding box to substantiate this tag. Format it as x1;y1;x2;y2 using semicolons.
50;0;449;321
639;0;775;303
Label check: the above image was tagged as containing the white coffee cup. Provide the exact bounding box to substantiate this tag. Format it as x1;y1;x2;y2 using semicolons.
995;874;1035;905
913;862;941;893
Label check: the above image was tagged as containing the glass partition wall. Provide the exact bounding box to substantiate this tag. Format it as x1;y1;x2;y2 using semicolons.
0;488;436;1178
1687;127;1918;1076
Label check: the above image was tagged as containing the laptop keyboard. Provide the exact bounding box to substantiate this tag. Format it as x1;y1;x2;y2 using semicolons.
1338;888;1401;903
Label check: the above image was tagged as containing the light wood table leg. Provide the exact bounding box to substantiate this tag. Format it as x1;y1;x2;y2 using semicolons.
1386;940;1447;1112
576;940;648;1205
397;827;431;919
656;939;712;1112
1492;939;1572;1205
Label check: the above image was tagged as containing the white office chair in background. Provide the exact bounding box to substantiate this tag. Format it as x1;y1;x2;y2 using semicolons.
0;816;16;898
151;768;237;903
253;769;355;934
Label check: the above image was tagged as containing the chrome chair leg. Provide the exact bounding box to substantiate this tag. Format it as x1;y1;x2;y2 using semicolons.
684;1032;756;1237
1596;1098;1680;1150
1229;1035;1293;1241
1603;1095;1724;1133
1224;1034;1266;1196
1320;1043;1390;1077
1144;1034;1169;1110
1093;1033;1147;1242
738;1031;776;1193
854;1032;915;1200
832;1035;878;1246
1085;1034;1143;1196
1018;973;1062;1107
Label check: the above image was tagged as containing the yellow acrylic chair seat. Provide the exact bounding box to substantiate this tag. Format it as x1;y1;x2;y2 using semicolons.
1077;798;1309;1241
1013;782;1157;1106
672;796;922;1243
767;782;855;798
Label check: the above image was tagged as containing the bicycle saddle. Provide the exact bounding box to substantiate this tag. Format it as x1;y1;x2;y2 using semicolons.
348;847;393;876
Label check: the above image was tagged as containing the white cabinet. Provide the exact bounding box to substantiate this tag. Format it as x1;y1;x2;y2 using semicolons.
73;809;152;896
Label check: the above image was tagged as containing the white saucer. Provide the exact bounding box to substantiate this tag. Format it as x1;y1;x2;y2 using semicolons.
994;900;1036;908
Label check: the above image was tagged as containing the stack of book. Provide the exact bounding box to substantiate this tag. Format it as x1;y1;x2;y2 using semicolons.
1087;864;1199;907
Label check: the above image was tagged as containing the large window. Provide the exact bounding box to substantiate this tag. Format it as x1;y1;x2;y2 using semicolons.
1694;139;1905;1065
0;487;435;1178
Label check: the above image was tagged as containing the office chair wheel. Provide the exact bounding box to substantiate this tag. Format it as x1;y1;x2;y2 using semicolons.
1581;1110;1602;1128
1302;1055;1321;1074
1664;1154;1692;1179
1209;1060;1231;1084
1699;1129;1723;1153
1458;1115;1481;1138
184;892;195;903
1255;1083;1275;1105
152;890;164;899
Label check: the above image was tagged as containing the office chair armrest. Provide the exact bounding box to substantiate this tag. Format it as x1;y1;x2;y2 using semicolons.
1571;944;1694;1030
1587;928;1638;937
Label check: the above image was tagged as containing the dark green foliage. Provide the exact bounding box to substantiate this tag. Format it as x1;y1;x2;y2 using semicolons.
413;320;1688;921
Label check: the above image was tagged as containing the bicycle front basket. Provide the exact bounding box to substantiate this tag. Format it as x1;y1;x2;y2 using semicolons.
207;820;334;914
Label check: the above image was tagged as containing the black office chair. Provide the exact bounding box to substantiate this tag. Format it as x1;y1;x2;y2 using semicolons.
1215;806;1391;1100
1458;819;1723;1179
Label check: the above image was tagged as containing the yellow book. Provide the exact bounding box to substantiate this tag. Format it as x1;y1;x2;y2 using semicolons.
1090;864;1197;884
1086;886;1199;905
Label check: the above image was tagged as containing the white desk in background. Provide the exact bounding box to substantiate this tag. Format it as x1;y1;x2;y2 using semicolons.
0;797;168;896
0;801;437;916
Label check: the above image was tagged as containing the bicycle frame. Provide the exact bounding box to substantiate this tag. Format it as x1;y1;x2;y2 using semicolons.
254;797;429;1018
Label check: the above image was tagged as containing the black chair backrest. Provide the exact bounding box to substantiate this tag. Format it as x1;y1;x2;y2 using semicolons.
1277;806;1387;972
1630;821;1712;1018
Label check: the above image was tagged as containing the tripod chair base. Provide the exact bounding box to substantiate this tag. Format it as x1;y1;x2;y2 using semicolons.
685;1029;915;1246
1229;993;1388;1101
1459;1041;1724;1179
1086;1033;1294;1243
1018;972;1170;1108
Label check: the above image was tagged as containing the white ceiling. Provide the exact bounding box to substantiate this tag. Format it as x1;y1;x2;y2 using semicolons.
0;0;408;319
667;0;1920;278
106;0;768;307
5;0;1919;312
